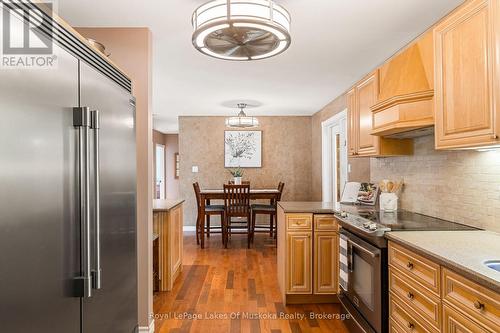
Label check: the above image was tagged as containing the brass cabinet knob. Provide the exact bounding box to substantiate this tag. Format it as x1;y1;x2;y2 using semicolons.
474;300;485;310
407;262;414;270
407;291;415;300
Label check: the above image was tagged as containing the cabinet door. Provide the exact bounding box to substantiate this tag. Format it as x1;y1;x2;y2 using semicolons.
356;71;380;156
170;205;183;276
314;232;338;294
443;304;491;333
434;0;500;149
347;88;358;156
287;232;312;293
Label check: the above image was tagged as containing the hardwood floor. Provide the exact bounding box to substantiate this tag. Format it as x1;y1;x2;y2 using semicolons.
153;232;349;333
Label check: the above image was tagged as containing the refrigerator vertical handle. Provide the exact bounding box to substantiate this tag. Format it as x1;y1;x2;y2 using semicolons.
91;110;102;290
73;107;92;298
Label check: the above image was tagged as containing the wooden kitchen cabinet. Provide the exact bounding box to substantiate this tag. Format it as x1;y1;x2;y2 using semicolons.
287;232;312;293
388;241;500;333
357;71;380;156
153;200;184;291
277;210;339;304
348;71;413;157
434;0;500;149
314;232;338;294
347;88;358;156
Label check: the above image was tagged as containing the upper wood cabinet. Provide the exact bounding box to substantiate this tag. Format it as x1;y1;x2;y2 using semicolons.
348;71;413;157
434;0;500;149
357;71;380;156
347;88;358;156
372;31;435;136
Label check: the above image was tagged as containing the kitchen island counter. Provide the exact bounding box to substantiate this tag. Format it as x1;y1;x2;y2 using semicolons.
386;230;500;293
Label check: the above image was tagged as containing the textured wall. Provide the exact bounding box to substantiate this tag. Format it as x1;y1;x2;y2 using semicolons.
371;135;500;232
311;95;371;201
179;116;313;226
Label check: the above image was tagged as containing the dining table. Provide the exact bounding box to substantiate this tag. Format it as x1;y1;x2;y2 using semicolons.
199;188;281;248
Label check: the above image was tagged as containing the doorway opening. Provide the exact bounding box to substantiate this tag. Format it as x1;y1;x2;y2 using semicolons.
321;110;348;205
155;143;166;199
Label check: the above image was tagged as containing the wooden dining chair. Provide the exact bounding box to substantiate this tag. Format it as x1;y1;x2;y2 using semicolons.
251;182;284;239
223;184;252;248
193;182;225;246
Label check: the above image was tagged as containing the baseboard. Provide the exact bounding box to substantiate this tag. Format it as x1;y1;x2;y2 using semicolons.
138;319;154;333
183;226;196;232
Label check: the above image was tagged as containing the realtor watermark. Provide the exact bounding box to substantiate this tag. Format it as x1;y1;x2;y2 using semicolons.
1;0;57;69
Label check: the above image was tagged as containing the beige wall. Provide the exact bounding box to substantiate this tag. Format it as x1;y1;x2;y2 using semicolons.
371;135;500;232
76;28;153;329
311;95;371;201
153;130;180;199
179;116;313;226
165;134;180;198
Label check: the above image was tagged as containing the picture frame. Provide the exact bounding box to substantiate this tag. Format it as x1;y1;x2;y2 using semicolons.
224;130;262;168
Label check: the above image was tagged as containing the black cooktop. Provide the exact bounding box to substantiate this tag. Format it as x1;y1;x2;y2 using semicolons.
354;210;478;231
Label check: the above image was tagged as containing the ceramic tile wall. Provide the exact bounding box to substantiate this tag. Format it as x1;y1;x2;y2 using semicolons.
371;135;500;232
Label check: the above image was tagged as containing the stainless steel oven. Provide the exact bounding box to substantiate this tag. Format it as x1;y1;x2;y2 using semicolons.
339;229;388;333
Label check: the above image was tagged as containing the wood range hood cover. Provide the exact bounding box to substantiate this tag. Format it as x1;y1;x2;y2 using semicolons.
371;32;435;137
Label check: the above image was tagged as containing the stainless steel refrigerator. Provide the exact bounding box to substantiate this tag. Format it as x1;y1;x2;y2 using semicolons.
0;2;138;332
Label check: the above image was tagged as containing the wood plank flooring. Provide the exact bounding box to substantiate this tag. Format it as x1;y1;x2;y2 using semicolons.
153;232;349;333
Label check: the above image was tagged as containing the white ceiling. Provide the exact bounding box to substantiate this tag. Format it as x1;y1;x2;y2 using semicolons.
58;0;464;133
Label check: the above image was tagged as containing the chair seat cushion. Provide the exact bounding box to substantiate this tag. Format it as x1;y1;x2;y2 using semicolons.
205;205;224;212
251;204;275;211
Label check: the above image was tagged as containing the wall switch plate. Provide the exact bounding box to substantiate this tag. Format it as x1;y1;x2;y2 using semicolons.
192;166;199;173
348;164;352;173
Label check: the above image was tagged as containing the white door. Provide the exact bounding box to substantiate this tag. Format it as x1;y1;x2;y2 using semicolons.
322;111;348;205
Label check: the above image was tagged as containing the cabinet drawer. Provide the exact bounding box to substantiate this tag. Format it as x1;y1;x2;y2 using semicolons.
314;215;338;231
442;268;500;332
443;303;492;333
286;214;313;231
389;242;440;296
389;267;441;330
390;294;439;333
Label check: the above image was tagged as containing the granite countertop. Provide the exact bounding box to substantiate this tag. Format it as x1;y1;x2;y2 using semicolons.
153;199;185;212
277;201;377;214
278;201;337;213
386;231;500;293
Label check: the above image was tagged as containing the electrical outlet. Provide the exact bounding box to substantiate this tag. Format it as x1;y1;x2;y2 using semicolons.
192;166;199;173
348;164;352;173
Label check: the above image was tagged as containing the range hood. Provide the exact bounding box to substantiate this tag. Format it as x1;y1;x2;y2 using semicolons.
370;31;435;138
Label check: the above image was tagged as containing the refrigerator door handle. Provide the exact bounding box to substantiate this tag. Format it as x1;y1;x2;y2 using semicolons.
73;107;92;298
91;110;102;290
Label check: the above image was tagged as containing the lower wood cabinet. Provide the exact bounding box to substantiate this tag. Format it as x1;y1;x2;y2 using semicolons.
153;202;183;291
388;241;500;333
314;232;338;294
443;304;492;333
277;210;339;304
287;232;312;293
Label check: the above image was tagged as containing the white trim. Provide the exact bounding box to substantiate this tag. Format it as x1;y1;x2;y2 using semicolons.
321;109;347;203
183;226;196;232
138;319;154;333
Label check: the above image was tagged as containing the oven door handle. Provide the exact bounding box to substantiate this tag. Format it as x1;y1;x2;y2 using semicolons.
348;239;380;258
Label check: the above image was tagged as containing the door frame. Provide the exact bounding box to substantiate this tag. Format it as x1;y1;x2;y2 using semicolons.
321;109;348;203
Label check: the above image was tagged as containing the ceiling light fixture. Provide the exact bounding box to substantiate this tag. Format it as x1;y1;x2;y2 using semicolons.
192;0;291;61
225;103;259;128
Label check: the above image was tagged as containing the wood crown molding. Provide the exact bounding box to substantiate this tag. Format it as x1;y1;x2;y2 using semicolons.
371;90;434;113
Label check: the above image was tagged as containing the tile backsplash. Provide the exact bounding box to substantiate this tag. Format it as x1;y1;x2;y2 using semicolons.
371;135;500;232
